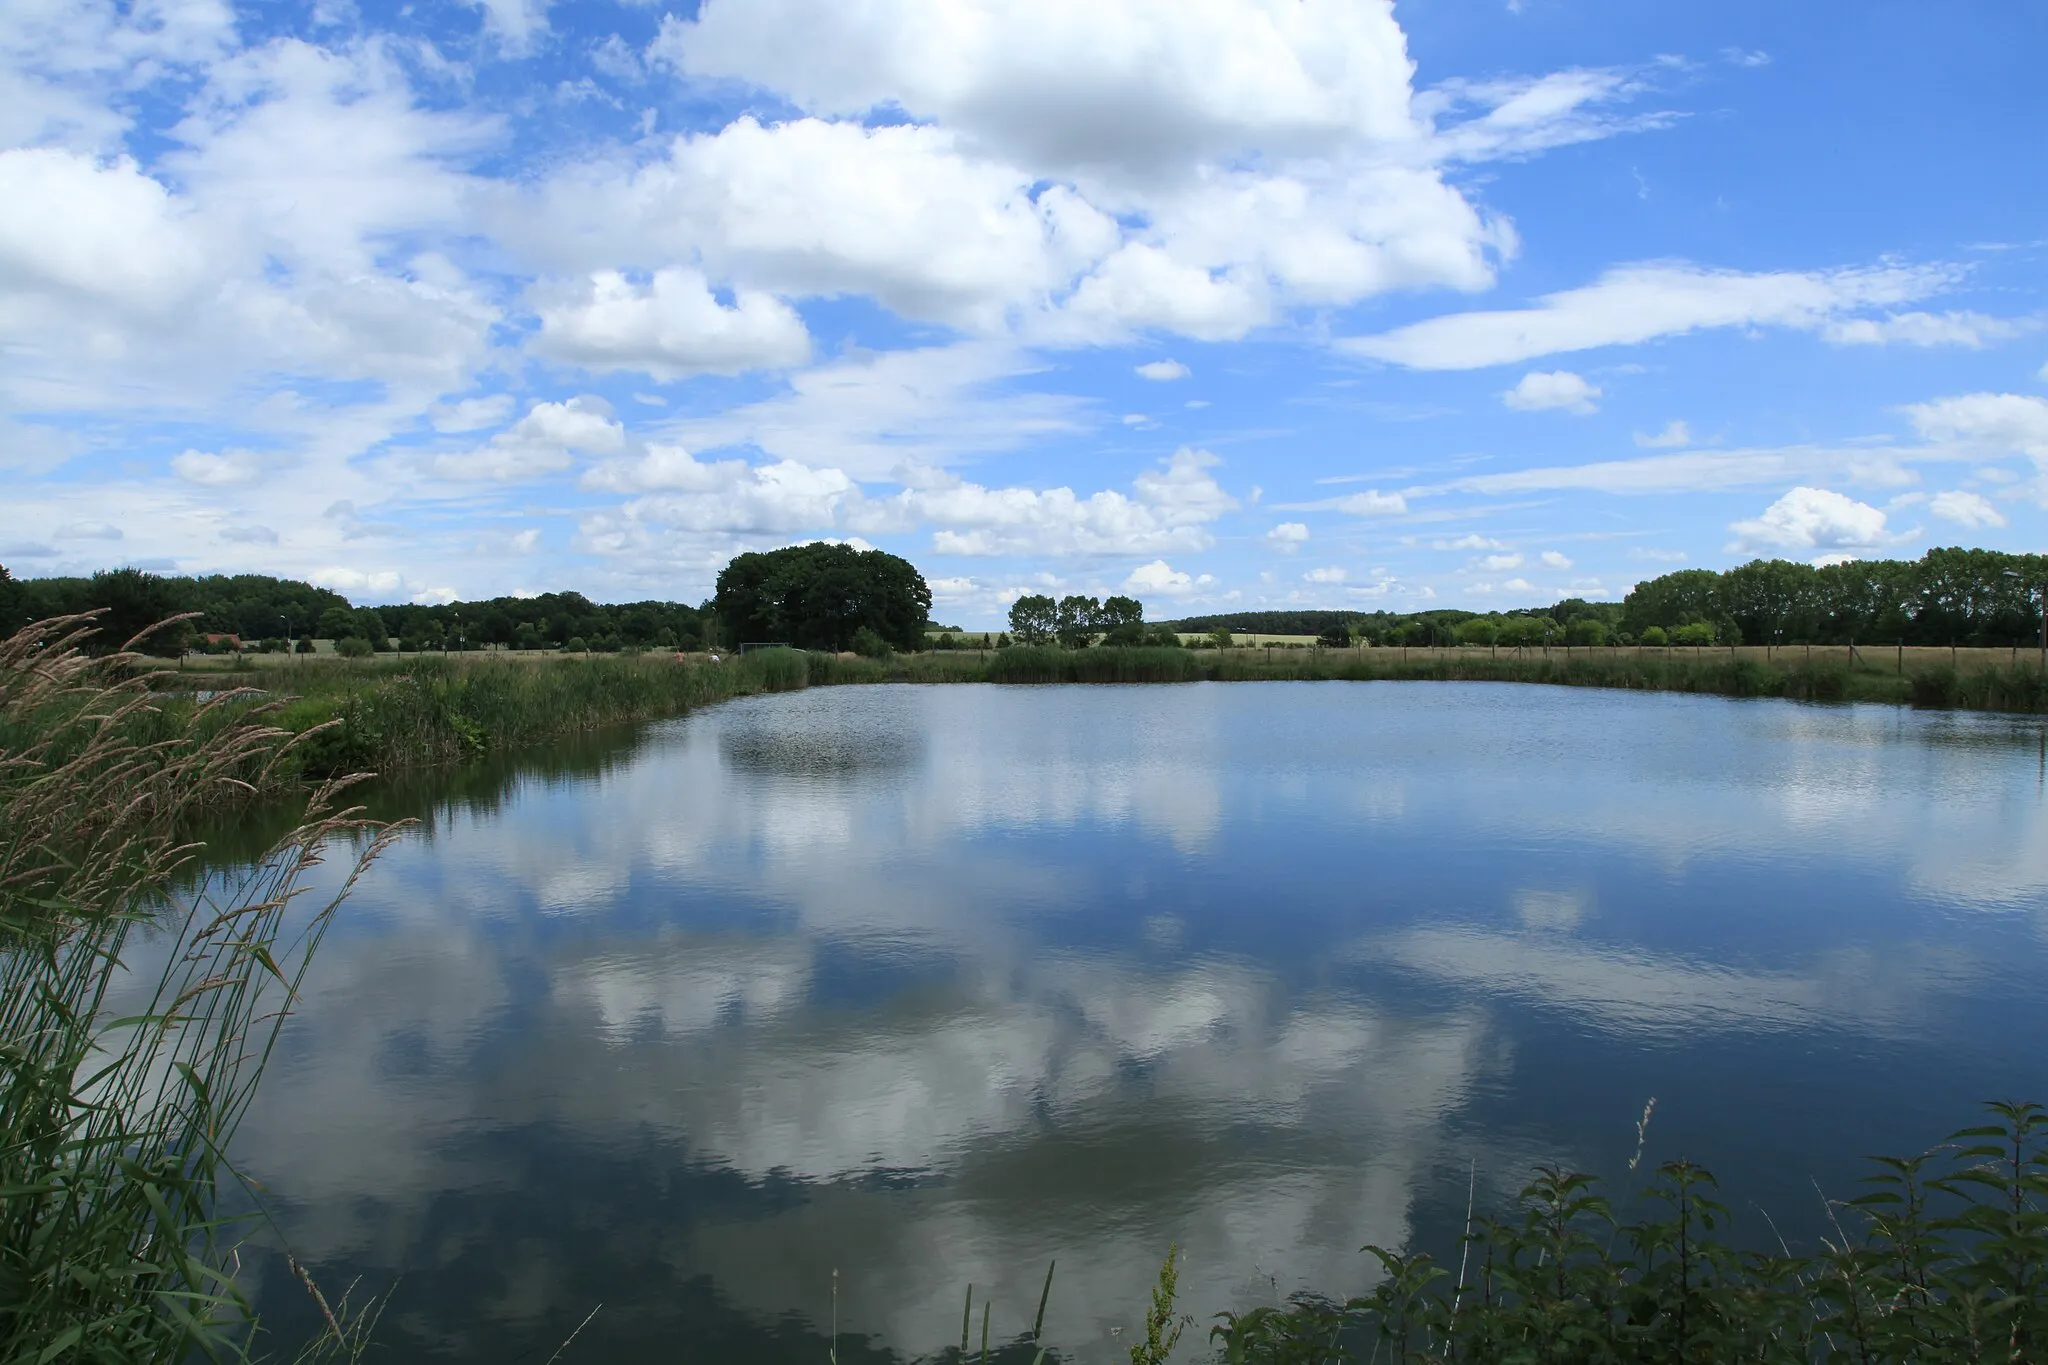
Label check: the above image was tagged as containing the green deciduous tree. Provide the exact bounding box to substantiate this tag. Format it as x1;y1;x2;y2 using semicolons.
1056;595;1100;648
1096;595;1146;645
317;605;358;641
1455;617;1499;646
1008;594;1058;645
712;543;931;652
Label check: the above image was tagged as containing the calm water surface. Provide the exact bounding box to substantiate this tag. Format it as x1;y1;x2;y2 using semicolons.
238;683;2048;1361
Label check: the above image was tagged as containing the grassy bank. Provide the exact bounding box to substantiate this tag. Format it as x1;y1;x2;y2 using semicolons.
161;639;2048;788
244;649;811;776
811;643;2048;709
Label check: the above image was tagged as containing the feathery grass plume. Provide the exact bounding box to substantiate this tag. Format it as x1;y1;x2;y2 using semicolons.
0;613;398;1361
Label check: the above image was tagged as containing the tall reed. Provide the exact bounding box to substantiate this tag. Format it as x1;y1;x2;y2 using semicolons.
0;615;394;1361
282;649;812;776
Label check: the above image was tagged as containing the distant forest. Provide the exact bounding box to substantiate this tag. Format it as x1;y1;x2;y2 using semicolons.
1169;548;2048;648
0;567;710;655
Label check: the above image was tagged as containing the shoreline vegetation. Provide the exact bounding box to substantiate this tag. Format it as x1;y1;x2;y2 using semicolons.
160;640;2048;783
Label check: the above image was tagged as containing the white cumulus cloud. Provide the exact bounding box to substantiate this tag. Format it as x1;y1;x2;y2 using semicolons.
1726;487;1888;556
1123;558;1214;597
1503;370;1600;414
1136;359;1190;381
434;397;625;482
1266;522;1309;553
534;268;811;378
1903;392;2048;460
1927;490;2007;529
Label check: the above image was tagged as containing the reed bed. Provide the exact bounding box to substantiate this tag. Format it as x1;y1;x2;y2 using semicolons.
1;615;394;1361
277;648;813;776
984;645;1206;684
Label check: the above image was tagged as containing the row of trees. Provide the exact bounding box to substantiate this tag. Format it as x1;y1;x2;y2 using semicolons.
0;567;714;656
4;546;935;659
0;568;354;656
1169;551;2048;650
1619;549;2048;646
314;592;708;654
1005;594;1169;647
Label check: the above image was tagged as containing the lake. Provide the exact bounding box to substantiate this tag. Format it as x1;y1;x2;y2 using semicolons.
236;681;2048;1361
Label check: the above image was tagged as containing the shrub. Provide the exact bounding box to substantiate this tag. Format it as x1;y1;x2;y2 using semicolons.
1672;621;1716;646
1565;618;1610;646
852;626;893;659
334;636;373;658
745;646;811;691
563;636;587;653
1455;618;1500;646
1640;625;1670;646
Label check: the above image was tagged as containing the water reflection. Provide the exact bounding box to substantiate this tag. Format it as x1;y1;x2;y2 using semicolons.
234;684;2048;1362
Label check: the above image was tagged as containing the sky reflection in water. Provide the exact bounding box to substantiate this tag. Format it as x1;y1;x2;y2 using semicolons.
237;683;2048;1362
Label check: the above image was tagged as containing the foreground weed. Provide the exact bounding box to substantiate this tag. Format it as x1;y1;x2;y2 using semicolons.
1207;1102;2048;1364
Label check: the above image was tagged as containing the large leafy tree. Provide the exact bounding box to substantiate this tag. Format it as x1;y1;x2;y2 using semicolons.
712;543;931;652
1056;595;1100;648
1007;594;1057;645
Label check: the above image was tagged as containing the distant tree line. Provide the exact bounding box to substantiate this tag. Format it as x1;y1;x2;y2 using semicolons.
14;546;2038;660
1006;594;1183;647
319;591;711;654
1619;548;2048;646
1168;550;2048;650
0;568;353;656
0;566;712;655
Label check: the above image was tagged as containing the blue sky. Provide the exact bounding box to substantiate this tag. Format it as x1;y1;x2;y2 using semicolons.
3;0;2044;624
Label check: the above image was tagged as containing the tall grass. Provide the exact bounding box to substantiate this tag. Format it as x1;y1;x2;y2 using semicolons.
280;649;813;776
1;616;394;1361
985;646;1205;684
